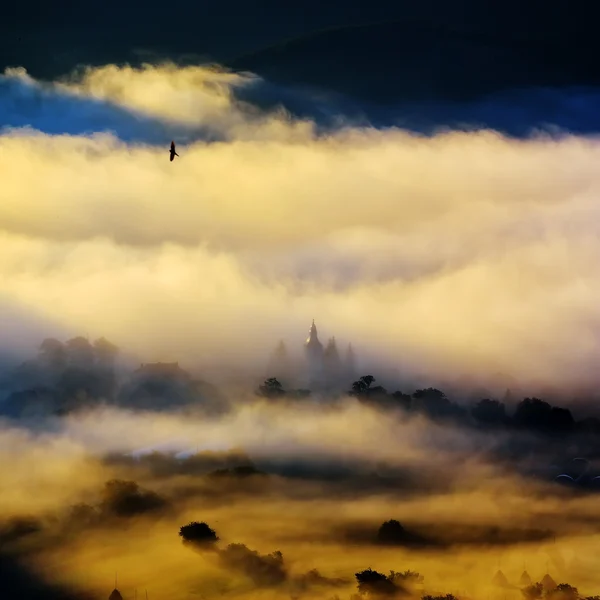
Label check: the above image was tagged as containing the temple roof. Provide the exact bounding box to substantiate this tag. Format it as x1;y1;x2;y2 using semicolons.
305;319;323;349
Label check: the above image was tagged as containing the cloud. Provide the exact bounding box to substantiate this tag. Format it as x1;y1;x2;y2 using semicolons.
2;63;600;388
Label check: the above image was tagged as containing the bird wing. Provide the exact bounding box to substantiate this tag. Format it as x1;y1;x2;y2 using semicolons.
171;141;175;150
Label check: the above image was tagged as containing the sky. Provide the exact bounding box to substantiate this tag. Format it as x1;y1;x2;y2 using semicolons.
2;63;600;392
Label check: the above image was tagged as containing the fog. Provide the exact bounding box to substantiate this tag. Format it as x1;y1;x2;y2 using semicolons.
2;59;600;597
2;64;600;390
2;398;600;600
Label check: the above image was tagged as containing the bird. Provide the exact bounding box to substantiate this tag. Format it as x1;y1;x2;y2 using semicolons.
169;141;179;162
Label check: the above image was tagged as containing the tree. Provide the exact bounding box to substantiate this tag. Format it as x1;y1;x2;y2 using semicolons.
377;520;407;544
350;375;376;397
100;479;168;518
522;583;544;600
360;375;375;388
471;399;506;425
355;569;398;597
391;391;411;410
412;388;448;403
93;337;119;367
369;385;388;397
179;521;219;545
38;338;66;371
257;377;286;399
55;362;118;412
2;387;58;419
65;336;95;369
549;584;579;600
514;398;574;434
547;407;575;433
514;398;551;428
219;543;286;587
411;388;452;417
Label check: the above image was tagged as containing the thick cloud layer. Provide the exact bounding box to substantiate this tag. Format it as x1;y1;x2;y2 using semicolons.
2;63;600;389
2;400;600;600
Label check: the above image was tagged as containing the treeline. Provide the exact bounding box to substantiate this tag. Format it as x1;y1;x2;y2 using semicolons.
5;336;600;444
258;375;600;437
1;336;119;415
0;336;225;417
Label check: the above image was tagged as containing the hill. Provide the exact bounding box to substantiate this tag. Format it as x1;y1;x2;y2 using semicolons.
227;16;600;105
2;0;599;102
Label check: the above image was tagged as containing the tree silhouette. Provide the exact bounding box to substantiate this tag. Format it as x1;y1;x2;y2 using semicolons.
65;503;100;530
471;399;506;426
38;338;66;371
514;398;574;433
219;543;286;587
523;583;544;600
411;388;458;418
391;391;411;410
179;521;219;546
377;520;407;544
100;479;168;518
547;407;575;433
93;337;119;367
350;375;387;399
65;336;95;369
257;377;286;398
355;569;398;596
55;367;109;413
549;584;579;600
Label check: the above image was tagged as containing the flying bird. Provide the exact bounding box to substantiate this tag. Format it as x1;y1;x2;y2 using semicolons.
169;141;179;162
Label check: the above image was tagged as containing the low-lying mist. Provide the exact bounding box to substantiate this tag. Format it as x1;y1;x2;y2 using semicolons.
2;398;600;600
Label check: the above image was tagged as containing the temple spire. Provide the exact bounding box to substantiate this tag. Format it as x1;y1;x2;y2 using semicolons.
304;319;324;385
306;319;320;345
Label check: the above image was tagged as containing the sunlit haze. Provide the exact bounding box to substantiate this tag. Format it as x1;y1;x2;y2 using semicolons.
2;11;600;599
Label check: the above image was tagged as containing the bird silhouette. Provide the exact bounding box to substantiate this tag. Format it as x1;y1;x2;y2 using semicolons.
170;141;179;162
